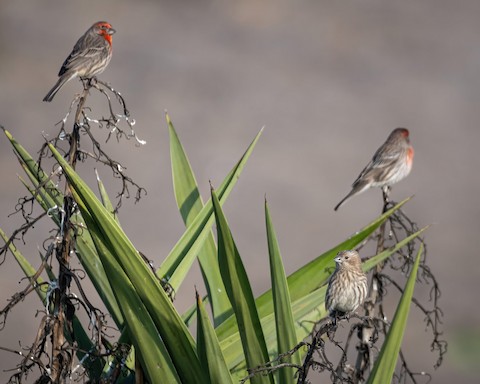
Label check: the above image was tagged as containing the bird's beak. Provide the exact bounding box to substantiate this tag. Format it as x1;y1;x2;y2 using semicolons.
108;27;116;35
334;256;342;264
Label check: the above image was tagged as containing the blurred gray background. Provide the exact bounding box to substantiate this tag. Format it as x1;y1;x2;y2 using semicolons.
1;0;479;382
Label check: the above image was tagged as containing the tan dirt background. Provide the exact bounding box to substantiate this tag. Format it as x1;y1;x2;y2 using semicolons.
1;0;479;382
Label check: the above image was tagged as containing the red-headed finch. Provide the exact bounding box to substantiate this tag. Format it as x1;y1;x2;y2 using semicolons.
334;128;414;211
325;250;368;322
43;21;115;102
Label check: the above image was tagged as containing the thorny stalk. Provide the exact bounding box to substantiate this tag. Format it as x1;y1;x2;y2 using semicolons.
0;79;147;383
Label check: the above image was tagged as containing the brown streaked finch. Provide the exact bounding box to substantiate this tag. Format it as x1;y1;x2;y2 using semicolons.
43;21;115;102
325;250;368;322
334;128;414;211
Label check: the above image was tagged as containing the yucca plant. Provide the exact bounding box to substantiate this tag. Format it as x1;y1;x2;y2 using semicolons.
0;84;444;383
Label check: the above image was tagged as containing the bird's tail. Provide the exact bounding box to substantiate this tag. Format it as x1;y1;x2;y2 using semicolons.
334;181;369;211
43;73;75;102
334;192;354;211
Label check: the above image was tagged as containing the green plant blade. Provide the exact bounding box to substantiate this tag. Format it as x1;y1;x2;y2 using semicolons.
196;291;234;384
367;244;424;384
158;127;263;299
182;294;209;327
80;207;180;383
216;198;411;342
48;143;208;384
212;189;273;384
265;200;301;384
95;169;116;218
168;113;230;325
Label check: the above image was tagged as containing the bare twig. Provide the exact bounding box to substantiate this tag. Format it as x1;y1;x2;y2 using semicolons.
1;80;144;383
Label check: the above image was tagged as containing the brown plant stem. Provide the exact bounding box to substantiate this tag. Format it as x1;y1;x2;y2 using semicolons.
51;87;88;383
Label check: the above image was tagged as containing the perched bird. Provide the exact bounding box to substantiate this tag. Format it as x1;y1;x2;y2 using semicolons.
334;128;414;211
43;21;115;102
325;250;368;322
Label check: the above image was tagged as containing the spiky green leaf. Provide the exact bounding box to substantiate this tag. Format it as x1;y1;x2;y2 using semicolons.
367;244;424;384
212;189;273;384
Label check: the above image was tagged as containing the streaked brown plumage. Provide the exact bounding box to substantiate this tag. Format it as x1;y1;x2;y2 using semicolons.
325;250;368;321
334;128;414;211
43;21;115;102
